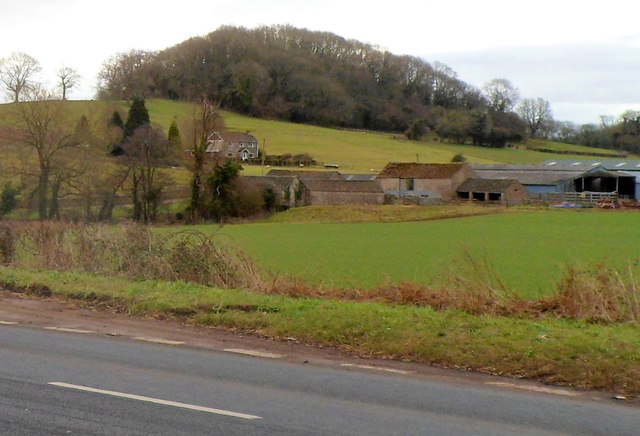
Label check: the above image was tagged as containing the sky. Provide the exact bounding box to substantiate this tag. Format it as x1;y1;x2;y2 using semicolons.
1;0;639;124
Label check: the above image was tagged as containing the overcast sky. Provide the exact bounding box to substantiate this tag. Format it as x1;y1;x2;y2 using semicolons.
2;0;639;124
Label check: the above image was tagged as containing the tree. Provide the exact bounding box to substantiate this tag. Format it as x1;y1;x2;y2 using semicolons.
168;119;182;148
184;98;225;222
208;160;242;221
124;97;150;138
482;78;519;113
0;183;20;218
96;50;156;100
517;98;552;139
56;66;81;100
0;52;41;102
120;125;174;223
6;86;82;219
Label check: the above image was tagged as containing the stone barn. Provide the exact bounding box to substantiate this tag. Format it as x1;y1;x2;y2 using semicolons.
377;163;477;201
301;179;385;206
240;175;300;209
456;178;529;205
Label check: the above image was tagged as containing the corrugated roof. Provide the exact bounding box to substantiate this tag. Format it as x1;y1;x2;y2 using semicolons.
267;169;344;180
378;163;468;179
474;169;584;185
343;174;377;181
301;179;383;193
541;160;640;171
457;178;522;193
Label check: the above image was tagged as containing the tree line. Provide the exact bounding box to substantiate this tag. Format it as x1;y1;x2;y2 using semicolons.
96;25;556;147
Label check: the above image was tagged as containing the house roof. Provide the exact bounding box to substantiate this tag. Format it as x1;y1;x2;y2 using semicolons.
267;169;344;180
301;179;383;193
457;178;522;193
217;131;258;143
378;163;469;179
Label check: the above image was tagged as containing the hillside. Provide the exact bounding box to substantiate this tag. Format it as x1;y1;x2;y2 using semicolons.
0;99;630;179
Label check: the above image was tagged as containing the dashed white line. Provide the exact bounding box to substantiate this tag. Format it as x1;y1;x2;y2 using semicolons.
134;337;185;345
340;363;412;375
0;321;18;325
486;382;581;397
48;382;262;420
44;327;94;334
223;348;284;359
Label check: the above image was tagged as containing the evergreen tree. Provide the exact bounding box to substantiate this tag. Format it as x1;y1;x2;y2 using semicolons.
124;97;150;138
109;111;124;129
168;118;182;148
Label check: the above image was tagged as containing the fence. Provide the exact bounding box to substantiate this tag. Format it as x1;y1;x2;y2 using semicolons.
531;192;619;206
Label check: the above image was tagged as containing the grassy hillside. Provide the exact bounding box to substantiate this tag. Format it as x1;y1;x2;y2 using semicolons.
1;99;633;180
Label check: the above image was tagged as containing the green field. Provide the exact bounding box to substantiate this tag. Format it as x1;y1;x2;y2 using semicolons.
179;210;640;298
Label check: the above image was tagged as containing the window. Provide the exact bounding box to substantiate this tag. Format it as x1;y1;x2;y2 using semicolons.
404;178;415;191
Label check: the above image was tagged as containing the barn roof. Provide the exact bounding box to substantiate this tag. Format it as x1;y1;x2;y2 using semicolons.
378;163;469;179
472;164;607;186
267;169;344;180
301;179;383;193
541;160;640;171
241;175;298;190
457;178;522;193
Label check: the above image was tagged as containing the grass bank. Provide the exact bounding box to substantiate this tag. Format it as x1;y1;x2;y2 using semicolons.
1;267;638;396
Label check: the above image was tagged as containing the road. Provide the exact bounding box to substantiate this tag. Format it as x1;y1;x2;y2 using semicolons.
0;325;638;435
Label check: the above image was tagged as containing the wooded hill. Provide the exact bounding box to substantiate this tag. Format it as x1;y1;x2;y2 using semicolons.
98;25;488;133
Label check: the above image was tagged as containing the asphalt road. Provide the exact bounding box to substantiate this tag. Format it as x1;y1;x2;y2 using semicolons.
0;325;638;435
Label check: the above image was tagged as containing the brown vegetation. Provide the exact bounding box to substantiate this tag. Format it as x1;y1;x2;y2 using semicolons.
1;220;639;324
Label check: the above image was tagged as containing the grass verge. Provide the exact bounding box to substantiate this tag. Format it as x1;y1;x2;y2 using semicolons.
1;266;639;396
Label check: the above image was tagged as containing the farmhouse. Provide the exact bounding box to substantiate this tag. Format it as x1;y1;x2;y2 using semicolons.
206;131;259;161
301;179;385;206
377;163;477;201
472;164;636;201
456;178;529;205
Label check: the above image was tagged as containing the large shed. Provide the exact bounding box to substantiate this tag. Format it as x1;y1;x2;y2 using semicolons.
472;164;636;199
377;163;477;200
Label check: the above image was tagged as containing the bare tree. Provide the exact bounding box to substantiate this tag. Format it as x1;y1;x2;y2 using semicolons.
517;97;552;139
0;52;41;102
6;85;82;219
56;66;81;100
97;50;155;100
120;125;175;223
183;98;225;222
482;78;519;113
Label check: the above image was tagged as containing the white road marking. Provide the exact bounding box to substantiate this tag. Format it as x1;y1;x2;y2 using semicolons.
340;363;412;375
0;321;18;325
45;327;94;334
223;348;284;359
486;382;581;397
48;382;262;420
133;337;185;345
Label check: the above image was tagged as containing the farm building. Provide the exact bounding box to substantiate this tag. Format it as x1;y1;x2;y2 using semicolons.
240;175;300;209
472;164;636;201
266;169;344;180
377;163;477;201
456;178;529;205
541;160;640;199
206;131;259;161
300;179;385;206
